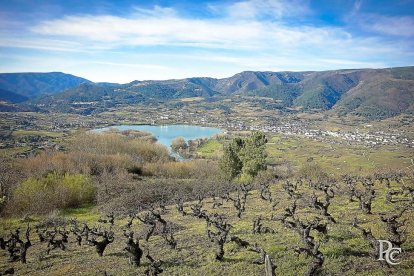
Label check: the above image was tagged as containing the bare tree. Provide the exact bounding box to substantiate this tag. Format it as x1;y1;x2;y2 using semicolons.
308;190;336;224
206;214;231;261
45;228;68;255
379;206;410;247
355;177;376;214
124;214;136;229
252;216;274;234
161;225;177;249
87;228;114;257
275;198;327;276
283;180;299;199
98;213;115;225
144;250;163;276
259;181;272;202
0;225;32;264
123;230;143;266
175;197;187;216
228;191;246;219
136;211;158;242
343;175;358;202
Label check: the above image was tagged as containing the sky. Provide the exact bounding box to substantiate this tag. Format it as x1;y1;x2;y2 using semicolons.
0;0;414;83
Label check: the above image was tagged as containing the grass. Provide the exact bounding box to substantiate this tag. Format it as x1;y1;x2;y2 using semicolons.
266;134;412;175
12;130;65;138
1;178;413;275
196;139;223;158
0;146;32;156
59;204;99;223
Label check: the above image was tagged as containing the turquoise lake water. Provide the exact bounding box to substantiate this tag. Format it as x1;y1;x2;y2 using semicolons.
93;124;223;150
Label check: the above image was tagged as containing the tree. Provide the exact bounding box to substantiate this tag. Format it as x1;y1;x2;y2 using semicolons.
219;138;243;180
219;132;267;181
171;137;188;152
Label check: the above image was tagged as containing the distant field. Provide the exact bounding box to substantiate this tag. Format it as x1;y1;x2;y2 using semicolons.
195;134;413;175
266;134;413;175
181;97;205;102
12;130;64;138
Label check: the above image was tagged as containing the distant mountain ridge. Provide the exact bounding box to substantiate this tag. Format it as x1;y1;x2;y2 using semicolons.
0;72;91;100
3;67;414;120
0;88;28;103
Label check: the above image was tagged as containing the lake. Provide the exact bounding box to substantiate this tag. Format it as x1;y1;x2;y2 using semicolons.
93;124;223;151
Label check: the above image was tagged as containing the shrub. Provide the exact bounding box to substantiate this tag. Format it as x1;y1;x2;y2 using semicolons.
296;162;330;181
171;137;188;152
6;172;95;216
70;132;170;163
142;160;219;179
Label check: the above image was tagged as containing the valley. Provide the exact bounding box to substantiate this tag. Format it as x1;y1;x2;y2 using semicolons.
1;67;413;276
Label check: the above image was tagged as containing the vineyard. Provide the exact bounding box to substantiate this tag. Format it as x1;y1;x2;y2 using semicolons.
1;169;413;275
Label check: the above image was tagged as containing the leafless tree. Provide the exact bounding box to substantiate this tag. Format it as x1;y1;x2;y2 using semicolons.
123;230;143;266
175;197;186;216
283;180;299;199
98;213;115;225
275;198;327;275
161;225;177;249
2;225;32;264
45;228;68;255
124;214;136;229
308;190;336;224
228;190;247;219
355;177;376;214
144;250;163;276
259;181;272;202
252;216;274;234
87;228;114;257
379;206;410;247
206;214;231;261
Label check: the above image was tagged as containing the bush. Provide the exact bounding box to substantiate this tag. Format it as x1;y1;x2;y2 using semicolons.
296;162;330;181
70;132;170;163
142;160;219;179
171;137;188;152
6;172;95;216
17;130;172;178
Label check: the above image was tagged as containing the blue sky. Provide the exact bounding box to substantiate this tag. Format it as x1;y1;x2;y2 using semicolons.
1;0;413;83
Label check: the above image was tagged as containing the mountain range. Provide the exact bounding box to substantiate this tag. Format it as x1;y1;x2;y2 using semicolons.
1;67;413;119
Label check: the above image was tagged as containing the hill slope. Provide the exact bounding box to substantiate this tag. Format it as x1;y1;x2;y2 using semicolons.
0;72;92;99
0;88;28;103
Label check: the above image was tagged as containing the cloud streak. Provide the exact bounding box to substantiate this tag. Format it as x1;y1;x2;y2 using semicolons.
26;4;395;55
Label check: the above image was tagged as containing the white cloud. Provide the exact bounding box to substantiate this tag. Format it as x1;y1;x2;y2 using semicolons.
28;5;354;52
1;0;413;82
212;0;310;19
347;1;414;38
369;15;414;37
0;33;91;52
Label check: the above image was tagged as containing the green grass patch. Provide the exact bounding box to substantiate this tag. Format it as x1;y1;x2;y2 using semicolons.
197;139;223;158
12;130;64;138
